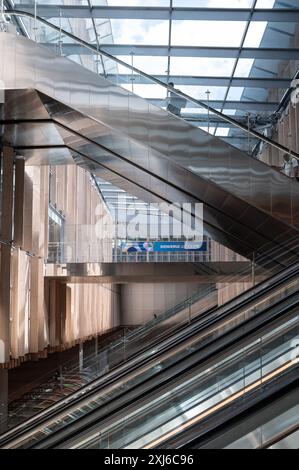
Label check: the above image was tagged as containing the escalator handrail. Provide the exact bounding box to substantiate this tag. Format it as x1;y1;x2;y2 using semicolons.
161;368;299;449
1;261;299;441
39;292;299;449
4;9;299;161
1;261;299;447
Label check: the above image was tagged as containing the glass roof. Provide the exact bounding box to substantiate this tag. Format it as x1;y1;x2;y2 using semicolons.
7;0;298;130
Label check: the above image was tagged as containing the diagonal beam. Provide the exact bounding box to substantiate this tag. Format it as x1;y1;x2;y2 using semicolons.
13;5;299;22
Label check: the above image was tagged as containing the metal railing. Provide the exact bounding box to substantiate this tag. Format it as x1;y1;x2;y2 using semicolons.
46;239;242;264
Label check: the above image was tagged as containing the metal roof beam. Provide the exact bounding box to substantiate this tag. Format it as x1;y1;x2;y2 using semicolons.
13;5;299;22
52;43;299;60
105;74;290;88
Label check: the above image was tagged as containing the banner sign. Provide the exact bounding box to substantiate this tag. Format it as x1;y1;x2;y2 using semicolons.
153;241;207;252
121;242;154;253
121;241;207;253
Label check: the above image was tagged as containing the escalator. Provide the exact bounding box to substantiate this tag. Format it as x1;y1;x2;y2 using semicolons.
0;261;298;449
197;388;299;449
1;26;299;269
5;284;218;429
46;281;299;449
0;17;299;449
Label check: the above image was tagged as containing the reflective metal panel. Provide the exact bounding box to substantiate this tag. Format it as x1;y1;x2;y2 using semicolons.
1;33;298;224
1;33;299;266
0;89;74;164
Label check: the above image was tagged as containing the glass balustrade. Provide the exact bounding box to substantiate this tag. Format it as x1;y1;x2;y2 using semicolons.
75;312;299;449
3;266;299;448
225;403;299;449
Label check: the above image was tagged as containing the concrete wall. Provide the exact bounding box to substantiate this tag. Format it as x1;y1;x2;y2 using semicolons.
120;282;207;325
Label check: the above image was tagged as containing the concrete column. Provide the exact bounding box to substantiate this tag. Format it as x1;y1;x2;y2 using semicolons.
0;369;8;433
0;146;13;364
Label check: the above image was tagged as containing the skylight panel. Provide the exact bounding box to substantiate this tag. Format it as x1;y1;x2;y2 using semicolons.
170;58;235;76
110;19;169;45
216;128;230;137
179;85;228;101
226;87;246;100
172;21;247;47
107;0;169;5
199;127;216;133
121;84;166;99
255;0;275;8
34;0;76;4
173;0;254;6
115;56;168;75
234;59;255;77
97;21;115;42
244;22;268;47
182;108;207;115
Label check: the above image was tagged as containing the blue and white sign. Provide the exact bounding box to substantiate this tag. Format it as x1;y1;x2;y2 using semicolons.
153;241;207;252
121;242;154;253
121;241;207;253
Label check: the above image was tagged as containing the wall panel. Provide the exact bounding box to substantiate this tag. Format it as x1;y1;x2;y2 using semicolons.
5;161;118;366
